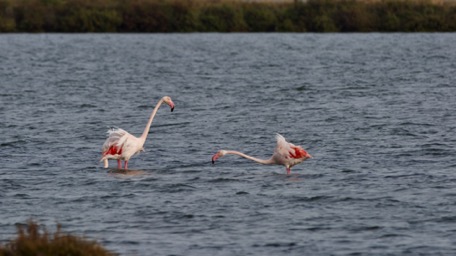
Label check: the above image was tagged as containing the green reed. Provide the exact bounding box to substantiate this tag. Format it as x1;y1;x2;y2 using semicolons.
0;0;455;32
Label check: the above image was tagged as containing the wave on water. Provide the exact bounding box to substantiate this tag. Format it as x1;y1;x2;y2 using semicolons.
2;34;456;255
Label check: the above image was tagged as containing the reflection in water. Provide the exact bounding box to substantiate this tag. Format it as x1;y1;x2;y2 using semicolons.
2;34;456;256
108;168;147;177
286;174;305;183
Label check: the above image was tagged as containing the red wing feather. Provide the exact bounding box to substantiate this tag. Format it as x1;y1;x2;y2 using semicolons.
289;146;306;159
103;145;123;156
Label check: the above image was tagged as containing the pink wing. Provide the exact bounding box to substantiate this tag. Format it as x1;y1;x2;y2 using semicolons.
274;134;293;158
289;145;307;159
102;128;128;156
103;145;123;156
274;134;307;159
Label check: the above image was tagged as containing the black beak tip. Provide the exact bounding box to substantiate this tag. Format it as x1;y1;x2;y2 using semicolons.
212;160;215;164
171;107;174;112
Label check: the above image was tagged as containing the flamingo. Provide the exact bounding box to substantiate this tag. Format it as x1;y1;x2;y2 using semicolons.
100;96;175;170
211;134;312;174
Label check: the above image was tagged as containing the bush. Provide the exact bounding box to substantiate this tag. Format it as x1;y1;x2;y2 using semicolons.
198;3;247;32
243;3;278;32
0;220;114;256
2;0;456;32
0;0;16;32
55;0;121;32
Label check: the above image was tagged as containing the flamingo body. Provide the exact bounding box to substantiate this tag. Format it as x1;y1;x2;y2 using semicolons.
101;128;144;168
101;96;174;169
212;134;312;174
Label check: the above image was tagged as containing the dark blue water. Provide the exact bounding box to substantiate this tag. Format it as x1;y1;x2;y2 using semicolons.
1;34;456;255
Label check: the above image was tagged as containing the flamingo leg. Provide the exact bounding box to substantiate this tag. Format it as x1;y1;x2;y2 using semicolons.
124;161;128;170
286;167;291;175
117;160;121;169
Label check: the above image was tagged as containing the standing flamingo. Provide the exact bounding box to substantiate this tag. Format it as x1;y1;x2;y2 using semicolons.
100;96;175;169
211;134;312;174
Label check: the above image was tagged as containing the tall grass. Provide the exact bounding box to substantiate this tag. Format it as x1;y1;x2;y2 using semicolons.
0;220;114;256
0;0;455;32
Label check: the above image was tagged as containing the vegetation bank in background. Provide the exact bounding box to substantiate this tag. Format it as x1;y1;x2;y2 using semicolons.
0;220;114;256
0;0;455;32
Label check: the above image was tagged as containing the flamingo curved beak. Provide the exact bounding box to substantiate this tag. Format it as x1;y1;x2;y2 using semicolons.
170;102;175;112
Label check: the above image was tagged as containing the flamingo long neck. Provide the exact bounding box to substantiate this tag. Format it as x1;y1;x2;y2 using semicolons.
140;98;165;140
225;150;275;165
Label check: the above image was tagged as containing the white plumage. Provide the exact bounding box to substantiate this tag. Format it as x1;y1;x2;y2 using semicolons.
101;128;144;168
212;134;312;174
101;96;174;169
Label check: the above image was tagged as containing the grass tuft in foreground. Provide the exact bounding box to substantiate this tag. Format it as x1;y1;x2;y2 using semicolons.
0;220;115;256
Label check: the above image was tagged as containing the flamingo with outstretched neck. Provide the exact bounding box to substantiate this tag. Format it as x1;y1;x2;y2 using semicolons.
212;134;312;174
100;96;175;169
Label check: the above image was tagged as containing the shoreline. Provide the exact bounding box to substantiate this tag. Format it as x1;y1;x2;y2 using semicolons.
1;0;456;33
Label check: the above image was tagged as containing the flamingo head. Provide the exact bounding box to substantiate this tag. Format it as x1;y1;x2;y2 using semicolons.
163;96;175;112
212;150;227;164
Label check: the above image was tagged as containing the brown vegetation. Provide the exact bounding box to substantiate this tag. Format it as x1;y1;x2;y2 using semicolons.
0;220;114;256
0;0;455;32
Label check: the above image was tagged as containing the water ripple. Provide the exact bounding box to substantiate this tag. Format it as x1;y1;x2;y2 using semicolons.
1;34;456;256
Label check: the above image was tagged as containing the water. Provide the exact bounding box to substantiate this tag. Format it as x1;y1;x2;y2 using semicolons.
1;33;456;255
